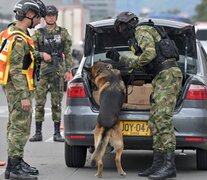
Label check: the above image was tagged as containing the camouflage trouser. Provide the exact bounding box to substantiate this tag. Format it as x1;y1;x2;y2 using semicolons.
35;74;64;123
2;81;32;158
148;67;183;152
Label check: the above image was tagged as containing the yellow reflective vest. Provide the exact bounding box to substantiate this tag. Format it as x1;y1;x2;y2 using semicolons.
0;27;35;90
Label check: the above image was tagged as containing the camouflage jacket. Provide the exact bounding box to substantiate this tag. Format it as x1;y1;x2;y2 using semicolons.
120;25;161;70
32;25;72;77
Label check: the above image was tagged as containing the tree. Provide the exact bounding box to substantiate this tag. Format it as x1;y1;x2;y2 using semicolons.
193;0;207;21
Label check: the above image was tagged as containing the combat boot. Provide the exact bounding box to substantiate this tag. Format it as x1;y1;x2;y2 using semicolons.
10;158;38;180
29;122;42;142
4;157;11;179
20;158;39;175
138;152;165;177
5;158;39;179
148;152;176;180
53;122;64;142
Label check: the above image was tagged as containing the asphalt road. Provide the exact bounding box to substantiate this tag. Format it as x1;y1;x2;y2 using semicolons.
0;87;207;180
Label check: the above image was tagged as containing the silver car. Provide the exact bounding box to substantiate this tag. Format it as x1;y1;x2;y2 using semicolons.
64;18;207;170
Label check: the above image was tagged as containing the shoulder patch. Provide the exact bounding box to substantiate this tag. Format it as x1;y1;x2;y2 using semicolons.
15;37;24;46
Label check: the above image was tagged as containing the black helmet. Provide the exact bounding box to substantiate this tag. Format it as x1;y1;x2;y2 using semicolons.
34;0;46;17
46;5;58;16
14;0;40;17
114;11;139;33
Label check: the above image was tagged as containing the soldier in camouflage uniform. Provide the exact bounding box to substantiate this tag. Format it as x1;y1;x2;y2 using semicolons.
0;0;46;179
29;5;72;142
106;12;183;179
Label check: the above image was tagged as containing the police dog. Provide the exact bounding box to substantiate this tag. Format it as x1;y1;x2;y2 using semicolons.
90;61;126;178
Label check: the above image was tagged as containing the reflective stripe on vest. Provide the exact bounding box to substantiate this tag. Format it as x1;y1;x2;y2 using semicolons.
0;27;35;90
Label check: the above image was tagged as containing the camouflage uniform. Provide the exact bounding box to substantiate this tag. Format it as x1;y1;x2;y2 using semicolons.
120;25;183;152
32;25;72;123
2;25;33;158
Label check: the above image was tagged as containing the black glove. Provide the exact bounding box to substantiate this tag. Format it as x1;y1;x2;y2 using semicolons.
106;49;120;62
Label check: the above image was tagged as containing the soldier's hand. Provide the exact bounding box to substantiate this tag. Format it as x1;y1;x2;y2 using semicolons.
42;52;52;62
64;72;70;81
62;53;65;60
21;99;31;111
106;49;120;62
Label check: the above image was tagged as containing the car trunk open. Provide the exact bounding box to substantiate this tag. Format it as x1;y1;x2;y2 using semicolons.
83;18;197;111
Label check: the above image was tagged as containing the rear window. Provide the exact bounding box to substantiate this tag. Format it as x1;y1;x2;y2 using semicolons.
196;29;207;41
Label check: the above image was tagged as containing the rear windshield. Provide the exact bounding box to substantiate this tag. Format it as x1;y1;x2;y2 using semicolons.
196;29;207;41
84;51;197;75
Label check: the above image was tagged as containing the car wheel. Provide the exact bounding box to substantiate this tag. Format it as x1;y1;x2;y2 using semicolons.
65;142;87;167
196;148;207;170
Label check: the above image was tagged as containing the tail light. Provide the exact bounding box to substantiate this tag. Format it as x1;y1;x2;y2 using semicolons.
184;137;207;142
67;82;86;98
185;84;207;100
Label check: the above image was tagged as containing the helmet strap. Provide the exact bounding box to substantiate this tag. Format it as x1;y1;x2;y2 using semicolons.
25;14;38;28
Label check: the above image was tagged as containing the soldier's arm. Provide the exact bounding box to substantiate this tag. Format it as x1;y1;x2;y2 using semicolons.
120;30;156;70
31;30;44;60
10;37;30;99
135;30;156;66
62;28;73;72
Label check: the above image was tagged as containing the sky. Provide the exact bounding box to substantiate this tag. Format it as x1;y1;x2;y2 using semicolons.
116;0;202;17
0;0;203;19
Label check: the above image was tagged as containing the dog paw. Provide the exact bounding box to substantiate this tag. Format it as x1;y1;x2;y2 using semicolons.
95;173;102;178
119;171;126;177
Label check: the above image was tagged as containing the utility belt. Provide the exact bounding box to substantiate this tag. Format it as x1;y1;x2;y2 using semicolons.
147;60;178;78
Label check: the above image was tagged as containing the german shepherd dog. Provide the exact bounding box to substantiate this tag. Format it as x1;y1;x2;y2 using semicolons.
89;61;126;178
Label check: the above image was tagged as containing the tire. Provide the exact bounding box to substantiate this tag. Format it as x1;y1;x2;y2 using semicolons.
196;148;207;170
65;142;87;168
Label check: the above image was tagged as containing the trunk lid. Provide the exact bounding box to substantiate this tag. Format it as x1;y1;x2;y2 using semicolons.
84;18;197;59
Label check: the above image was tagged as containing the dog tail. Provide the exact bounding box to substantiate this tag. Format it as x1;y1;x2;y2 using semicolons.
91;128;111;167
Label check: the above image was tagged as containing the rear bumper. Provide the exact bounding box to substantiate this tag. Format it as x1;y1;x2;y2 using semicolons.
64;105;207;150
64;133;207;150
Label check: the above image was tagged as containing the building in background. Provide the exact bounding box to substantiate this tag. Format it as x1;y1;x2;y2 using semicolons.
43;0;116;22
57;5;90;47
72;0;116;21
39;0;115;46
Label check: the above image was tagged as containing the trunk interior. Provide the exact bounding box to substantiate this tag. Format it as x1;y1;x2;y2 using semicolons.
88;67;189;111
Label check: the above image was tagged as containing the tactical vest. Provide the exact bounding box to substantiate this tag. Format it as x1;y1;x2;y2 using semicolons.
0;27;35;90
134;21;179;77
38;27;63;56
38;27;64;75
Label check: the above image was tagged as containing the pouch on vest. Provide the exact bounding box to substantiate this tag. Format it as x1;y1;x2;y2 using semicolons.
154;26;179;61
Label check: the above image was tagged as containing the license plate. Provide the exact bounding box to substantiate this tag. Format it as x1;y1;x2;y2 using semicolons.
120;121;151;136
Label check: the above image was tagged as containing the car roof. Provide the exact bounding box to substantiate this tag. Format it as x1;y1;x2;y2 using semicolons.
89;17;192;29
